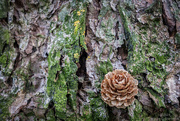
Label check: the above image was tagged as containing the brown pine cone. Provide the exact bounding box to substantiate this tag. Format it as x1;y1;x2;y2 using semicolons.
101;69;138;108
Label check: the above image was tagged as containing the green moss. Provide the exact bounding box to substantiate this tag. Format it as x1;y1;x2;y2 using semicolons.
0;54;8;67
0;25;15;78
129;100;150;121
146;88;165;108
0;95;14;120
89;97;108;121
54;89;67;119
47;1;88;120
145;61;153;72
0;28;9;53
62;60;78;111
46;110;56;121
156;55;167;64
0;26;10;67
118;3;172;109
96;59;113;81
0;25;16;120
47;49;67;120
78;104;92;121
175;33;180;45
78;88;109;121
84;88;109;121
0;0;9;18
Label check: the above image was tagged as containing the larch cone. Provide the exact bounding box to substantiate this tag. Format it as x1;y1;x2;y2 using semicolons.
101;69;138;108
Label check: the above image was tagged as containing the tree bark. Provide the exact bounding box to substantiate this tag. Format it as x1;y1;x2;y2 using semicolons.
0;0;179;120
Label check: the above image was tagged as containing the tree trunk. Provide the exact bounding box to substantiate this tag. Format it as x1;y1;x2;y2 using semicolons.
0;0;179;120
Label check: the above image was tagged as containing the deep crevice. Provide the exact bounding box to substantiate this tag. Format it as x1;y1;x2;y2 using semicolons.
1;43;8;55
76;49;88;77
162;1;177;37
44;100;55;121
6;77;13;87
5;39;20;86
5;51;20;87
115;21;119;40
117;41;128;70
76;47;89;117
141;73;149;83
0;18;8;26
14;0;24;8
178;97;180;107
13;39;19;49
13;52;20;69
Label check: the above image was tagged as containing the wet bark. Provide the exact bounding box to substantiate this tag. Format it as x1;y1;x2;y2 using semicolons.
0;0;179;120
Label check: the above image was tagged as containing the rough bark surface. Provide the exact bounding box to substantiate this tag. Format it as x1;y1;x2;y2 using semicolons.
0;0;179;121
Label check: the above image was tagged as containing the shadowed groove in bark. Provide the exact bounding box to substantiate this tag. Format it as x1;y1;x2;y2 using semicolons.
6;39;20;87
162;0;177;37
117;41;128;70
76;49;88;77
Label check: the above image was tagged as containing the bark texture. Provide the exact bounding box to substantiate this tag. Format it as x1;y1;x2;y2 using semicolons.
0;0;179;120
